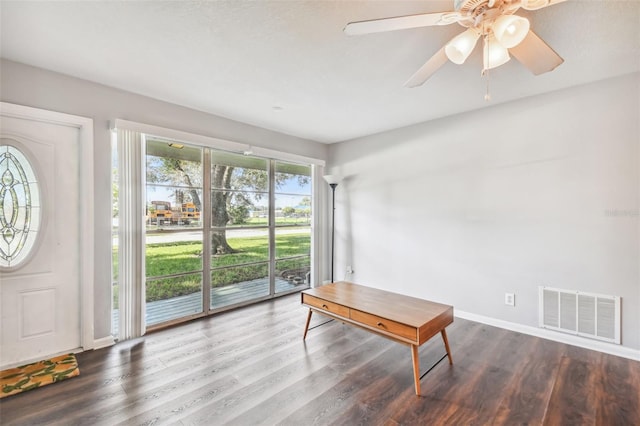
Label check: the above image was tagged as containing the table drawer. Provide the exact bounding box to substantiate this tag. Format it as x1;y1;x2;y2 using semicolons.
302;294;349;318
350;309;417;342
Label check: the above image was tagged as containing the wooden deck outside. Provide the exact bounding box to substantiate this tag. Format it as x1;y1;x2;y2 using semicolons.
113;278;306;332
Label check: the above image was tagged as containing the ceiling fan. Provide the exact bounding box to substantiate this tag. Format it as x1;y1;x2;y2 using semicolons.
344;0;566;88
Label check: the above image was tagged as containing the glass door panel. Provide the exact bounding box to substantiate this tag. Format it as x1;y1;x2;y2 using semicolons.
145;139;204;327
210;152;270;310
274;161;311;294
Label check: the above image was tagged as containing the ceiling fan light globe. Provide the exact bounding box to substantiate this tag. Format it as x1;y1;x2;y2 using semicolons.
493;15;530;48
483;35;511;70
445;28;480;64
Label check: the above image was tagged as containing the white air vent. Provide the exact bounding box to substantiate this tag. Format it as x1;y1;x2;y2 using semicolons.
539;286;620;344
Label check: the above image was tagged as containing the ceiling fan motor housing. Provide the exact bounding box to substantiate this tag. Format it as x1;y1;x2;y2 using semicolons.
455;0;522;13
455;0;493;14
454;0;522;32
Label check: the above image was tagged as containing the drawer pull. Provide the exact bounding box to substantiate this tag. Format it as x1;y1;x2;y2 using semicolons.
377;322;384;327
322;304;328;309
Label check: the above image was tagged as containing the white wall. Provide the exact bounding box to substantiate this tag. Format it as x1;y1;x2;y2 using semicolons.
0;59;328;341
328;73;640;352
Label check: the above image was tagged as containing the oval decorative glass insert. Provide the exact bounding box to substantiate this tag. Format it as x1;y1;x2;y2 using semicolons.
0;144;41;268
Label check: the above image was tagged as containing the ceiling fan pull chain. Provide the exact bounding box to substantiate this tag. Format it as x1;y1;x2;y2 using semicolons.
485;72;492;101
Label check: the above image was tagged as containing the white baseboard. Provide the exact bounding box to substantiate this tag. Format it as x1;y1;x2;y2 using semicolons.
93;335;116;350
455;310;640;362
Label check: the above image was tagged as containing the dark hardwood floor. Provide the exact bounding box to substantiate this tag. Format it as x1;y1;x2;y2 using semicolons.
1;293;639;425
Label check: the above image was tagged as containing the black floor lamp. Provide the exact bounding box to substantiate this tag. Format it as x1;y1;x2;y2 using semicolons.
323;174;343;283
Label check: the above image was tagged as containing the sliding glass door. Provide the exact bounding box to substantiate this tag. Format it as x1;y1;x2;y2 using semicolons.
274;161;312;295
113;132;315;332
209;154;313;310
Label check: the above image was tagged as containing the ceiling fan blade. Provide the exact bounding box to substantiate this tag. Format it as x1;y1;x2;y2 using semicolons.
510;30;564;75
520;0;569;10
344;11;460;36
404;47;448;88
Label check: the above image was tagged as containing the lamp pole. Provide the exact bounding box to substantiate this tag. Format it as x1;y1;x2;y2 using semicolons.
323;174;342;284
329;182;337;283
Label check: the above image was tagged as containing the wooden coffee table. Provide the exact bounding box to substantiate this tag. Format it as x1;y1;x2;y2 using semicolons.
301;281;454;396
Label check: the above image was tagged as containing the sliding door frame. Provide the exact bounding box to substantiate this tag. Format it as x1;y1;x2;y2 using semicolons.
112;119;326;335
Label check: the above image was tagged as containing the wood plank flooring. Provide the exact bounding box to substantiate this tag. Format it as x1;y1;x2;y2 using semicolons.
1;293;639;425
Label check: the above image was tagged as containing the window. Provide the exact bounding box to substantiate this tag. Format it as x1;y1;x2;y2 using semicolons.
0;144;41;269
210;152;271;309
274;161;312;295
112;123;322;336
145;139;204;326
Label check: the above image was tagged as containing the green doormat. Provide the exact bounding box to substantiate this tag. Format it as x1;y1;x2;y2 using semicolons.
0;353;80;398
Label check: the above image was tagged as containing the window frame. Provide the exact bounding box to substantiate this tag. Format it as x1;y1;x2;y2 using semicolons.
112;119;325;335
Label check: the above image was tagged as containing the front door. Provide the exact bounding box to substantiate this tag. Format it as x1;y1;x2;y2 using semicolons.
0;102;94;368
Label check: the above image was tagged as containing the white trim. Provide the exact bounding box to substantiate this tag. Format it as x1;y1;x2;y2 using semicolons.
93;336;116;350
0;102;95;352
311;165;325;287
455;310;640;361
111;119;325;167
79;115;95;352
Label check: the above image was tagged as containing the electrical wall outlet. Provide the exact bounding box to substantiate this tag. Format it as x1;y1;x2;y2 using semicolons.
346;265;354;274
505;293;515;306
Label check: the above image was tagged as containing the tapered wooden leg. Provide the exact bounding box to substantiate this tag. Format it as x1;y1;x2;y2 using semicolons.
411;344;421;396
441;329;453;365
303;309;313;340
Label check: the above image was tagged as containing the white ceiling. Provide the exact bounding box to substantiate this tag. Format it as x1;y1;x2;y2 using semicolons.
1;1;639;143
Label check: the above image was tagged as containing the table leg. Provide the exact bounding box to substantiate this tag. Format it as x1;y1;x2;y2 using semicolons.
411;344;421;396
303;309;313;340
441;329;453;365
